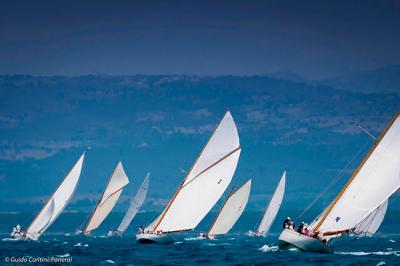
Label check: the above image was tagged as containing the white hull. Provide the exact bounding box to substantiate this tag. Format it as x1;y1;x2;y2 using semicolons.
136;233;173;244
3;234;26;241
278;229;332;254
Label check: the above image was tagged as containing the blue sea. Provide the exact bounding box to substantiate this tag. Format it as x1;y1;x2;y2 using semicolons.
1;211;399;265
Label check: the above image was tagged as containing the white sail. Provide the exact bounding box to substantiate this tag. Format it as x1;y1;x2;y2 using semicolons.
117;173;150;234
354;199;388;236
208;179;251;236
148;111;241;233
26;154;85;240
84;161;129;233
312;112;400;236
257;171;286;236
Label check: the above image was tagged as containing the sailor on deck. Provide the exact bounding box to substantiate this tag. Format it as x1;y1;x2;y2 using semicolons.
283;217;292;229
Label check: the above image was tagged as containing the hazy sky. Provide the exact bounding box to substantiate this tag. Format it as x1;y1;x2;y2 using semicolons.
1;0;399;79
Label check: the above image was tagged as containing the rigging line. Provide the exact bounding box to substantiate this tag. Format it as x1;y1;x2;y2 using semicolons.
298;139;371;218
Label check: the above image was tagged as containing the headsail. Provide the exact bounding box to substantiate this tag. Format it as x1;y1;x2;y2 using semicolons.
311;111;400;236
26;153;85;240
257;171;286;236
116;173;150;235
208;179;251;236
354;199;388;237
148;111;241;233
84;162;129;234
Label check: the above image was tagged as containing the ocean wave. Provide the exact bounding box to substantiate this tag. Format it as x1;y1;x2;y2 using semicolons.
336;251;400;256
57;253;70;258
101;259;115;264
184;236;206;241
259;244;279;252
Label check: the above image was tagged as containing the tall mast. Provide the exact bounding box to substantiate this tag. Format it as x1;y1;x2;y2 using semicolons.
313;111;400;232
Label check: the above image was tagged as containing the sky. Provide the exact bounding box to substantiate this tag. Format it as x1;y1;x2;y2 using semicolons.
1;0;400;79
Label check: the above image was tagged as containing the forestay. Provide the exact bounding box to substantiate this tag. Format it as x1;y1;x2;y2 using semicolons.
354;199;388;236
85;162;129;233
26;154;85;240
149;111;241;232
117;173;150;234
257;171;286;236
312;112;400;235
208;179;251;236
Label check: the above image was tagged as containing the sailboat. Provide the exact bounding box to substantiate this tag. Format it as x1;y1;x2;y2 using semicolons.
136;111;241;244
278;111;400;253
11;153;85;240
108;173;150;236
82;161;129;235
248;171;286;237
201;179;251;239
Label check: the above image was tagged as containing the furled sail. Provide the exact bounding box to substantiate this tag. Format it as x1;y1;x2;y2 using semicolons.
208;179;251;236
354;199;388;237
311;111;400;236
116;173;150;234
84;162;129;234
26;153;85;240
257;171;286;236
148;111;241;233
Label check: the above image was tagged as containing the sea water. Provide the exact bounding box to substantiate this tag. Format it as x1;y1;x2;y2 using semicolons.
0;211;399;265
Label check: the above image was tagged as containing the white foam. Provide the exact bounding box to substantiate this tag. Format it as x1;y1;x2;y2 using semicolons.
389;239;396;243
376;262;386;266
184;236;205;241
74;243;82;247
336;251;400;256
57;253;70;258
259;244;279;252
101;259;115;264
83;244;89;247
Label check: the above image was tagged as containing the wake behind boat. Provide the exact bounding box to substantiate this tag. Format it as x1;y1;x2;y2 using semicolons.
279;110;400;253
136;111;241;243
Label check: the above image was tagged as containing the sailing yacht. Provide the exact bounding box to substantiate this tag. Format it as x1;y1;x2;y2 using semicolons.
200;179;251;239
248;171;285;237
81;161;129;235
108;173;149;236
10;153;85;241
278;111;400;253
136;111;241;244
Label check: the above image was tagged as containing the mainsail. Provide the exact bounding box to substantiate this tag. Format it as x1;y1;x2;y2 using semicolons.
208;179;251;236
256;171;286;236
354;199;388;236
147;111;241;233
26;153;85;240
116;173;150;235
311;111;400;237
84;162;129;234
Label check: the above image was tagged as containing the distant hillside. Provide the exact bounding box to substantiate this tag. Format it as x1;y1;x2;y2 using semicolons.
0;75;399;212
323;65;400;95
